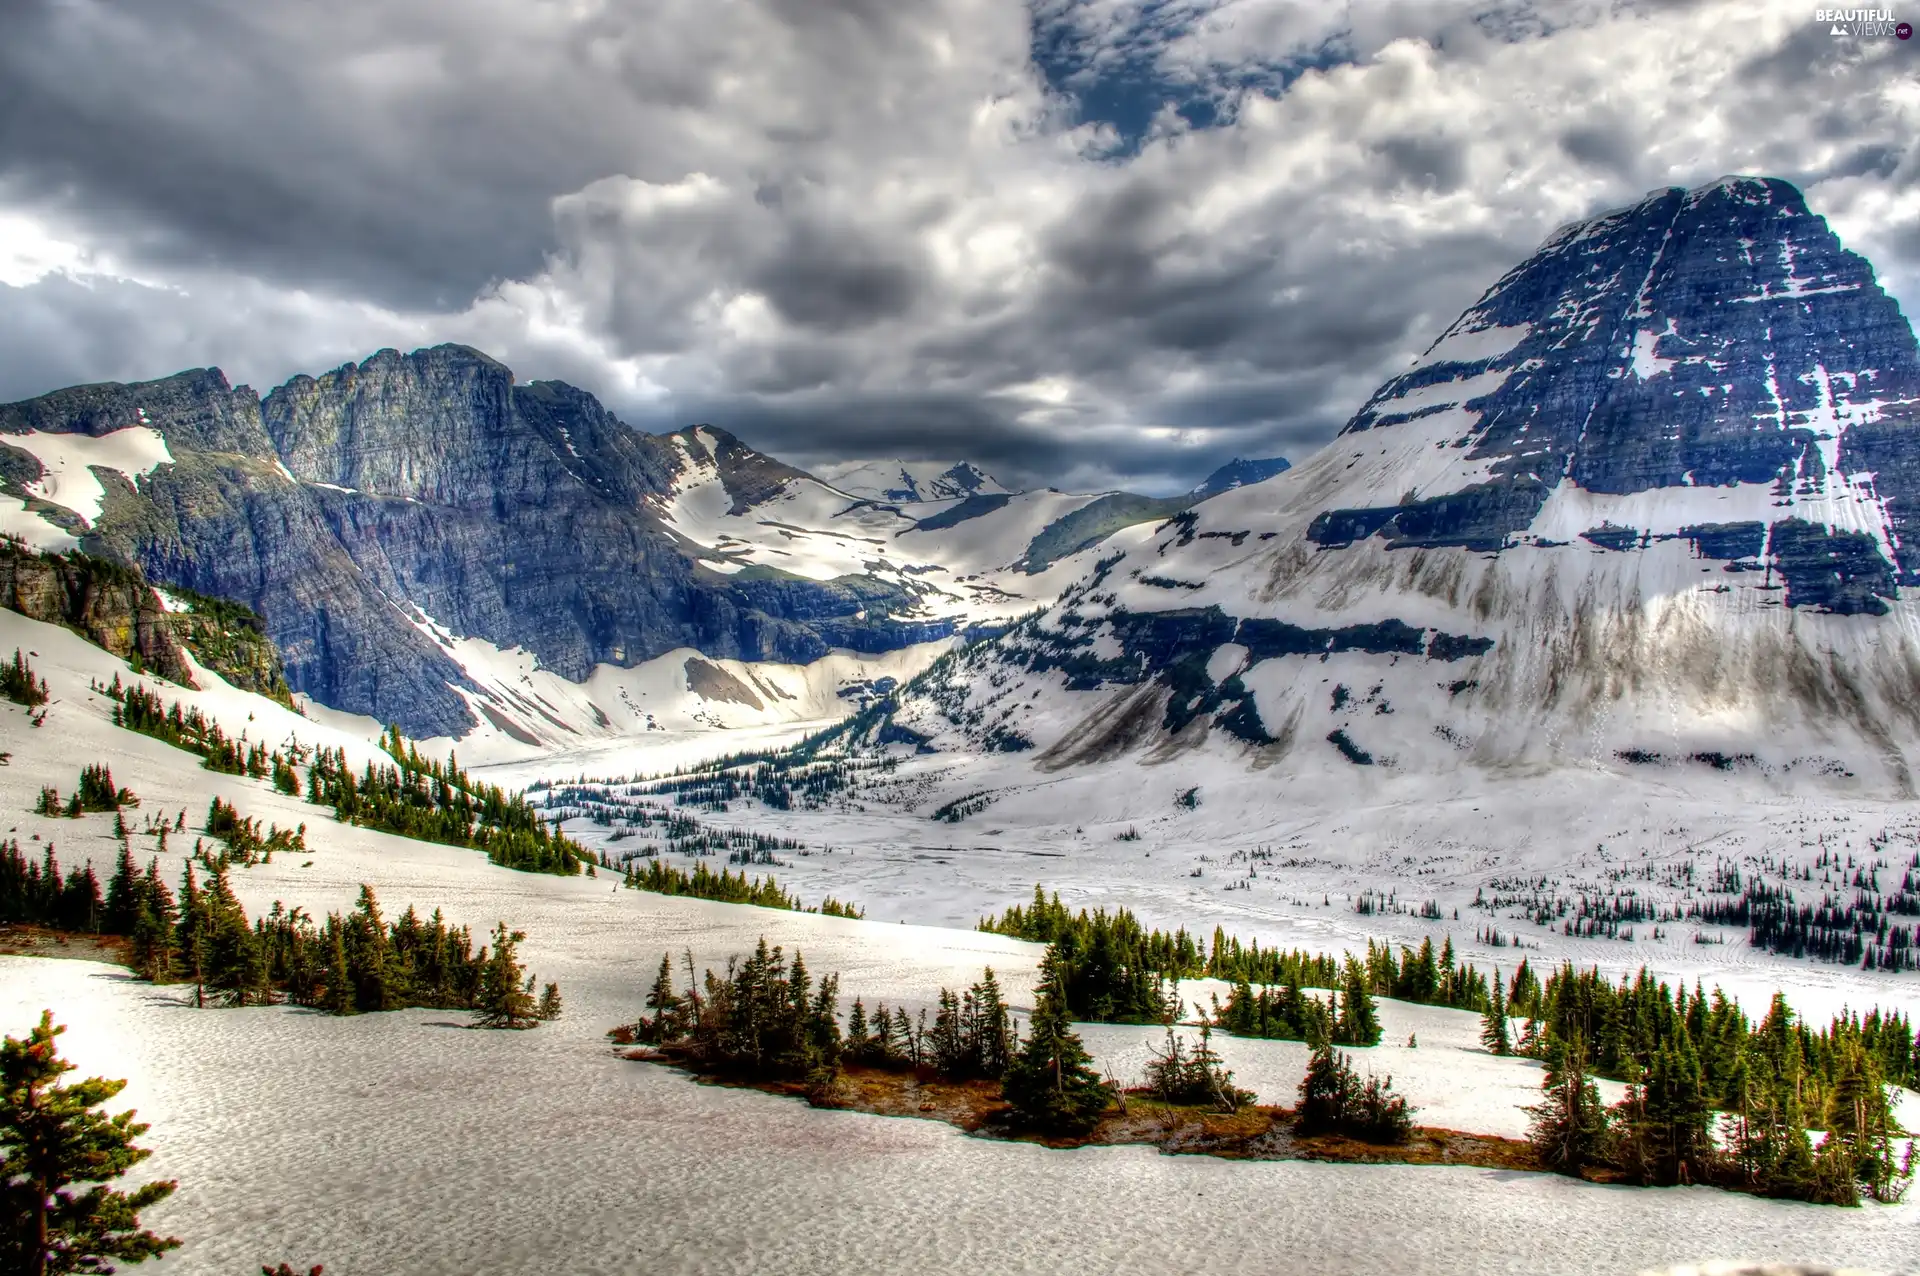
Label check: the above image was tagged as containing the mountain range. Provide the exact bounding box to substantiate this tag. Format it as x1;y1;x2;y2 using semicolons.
0;349;1282;750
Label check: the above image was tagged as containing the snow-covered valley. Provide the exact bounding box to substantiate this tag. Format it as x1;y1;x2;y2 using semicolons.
2;601;1918;1274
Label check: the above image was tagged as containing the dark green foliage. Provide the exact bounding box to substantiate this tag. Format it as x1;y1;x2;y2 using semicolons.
73;766;132;814
841;997;919;1069
981;886;1365;1023
203;797;305;865
926;969;1015;1081
104;680;582;877
661;939;842;1080
473;924;540;1029
0;1010;181;1275
1294;1045;1412;1143
1610;1037;1715;1186
0;842;104;933
106;679;257;776
635;953;686;1044
1001;964;1111;1136
1481;976;1511;1056
307;727;582;875
624;858;801;910
1;649;49;708
1211;975;1332;1044
1334;958;1382;1046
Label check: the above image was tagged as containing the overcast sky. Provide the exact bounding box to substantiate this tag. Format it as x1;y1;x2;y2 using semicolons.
0;0;1914;493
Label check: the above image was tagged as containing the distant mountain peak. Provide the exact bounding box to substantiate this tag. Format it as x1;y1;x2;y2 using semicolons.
1192;456;1290;500
823;458;1011;503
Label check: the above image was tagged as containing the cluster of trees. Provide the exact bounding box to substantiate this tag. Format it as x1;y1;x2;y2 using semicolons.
631;940;843;1084
306;727;582;875
0;841;105;932
1701;877;1918;972
619;856;866;918
1517;962;1917;1097
106;678;274;777
104;679;584;877
1524;1022;1911;1205
2;648;49;707
1142;1022;1253;1111
4;831;559;1028
1512;962;1916;1204
33;765;137;820
628;942;1119;1136
1211;958;1380;1046
203;796;307;865
1294;1046;1414;1143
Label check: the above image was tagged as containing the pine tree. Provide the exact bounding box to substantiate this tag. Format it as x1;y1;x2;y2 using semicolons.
1002;977;1109;1137
0;1011;181;1276
640;953;682;1044
1524;1031;1610;1176
1335;957;1380;1046
537;983;563;1022
473;923;539;1029
103;845;140;936
322;924;355;1016
1480;972;1510;1056
1296;1044;1361;1135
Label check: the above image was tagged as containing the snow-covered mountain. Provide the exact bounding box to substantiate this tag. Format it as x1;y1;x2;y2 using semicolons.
0;353;1185;756
820;458;1010;503
861;176;1920;795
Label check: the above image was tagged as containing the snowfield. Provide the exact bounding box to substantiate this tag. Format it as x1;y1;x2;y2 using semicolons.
2;607;1918;1274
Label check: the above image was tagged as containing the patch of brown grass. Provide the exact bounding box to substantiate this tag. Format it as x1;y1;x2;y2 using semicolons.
618;1049;1545;1172
0;925;131;967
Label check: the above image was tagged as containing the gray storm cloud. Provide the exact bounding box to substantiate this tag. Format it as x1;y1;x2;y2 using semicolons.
0;0;1914;493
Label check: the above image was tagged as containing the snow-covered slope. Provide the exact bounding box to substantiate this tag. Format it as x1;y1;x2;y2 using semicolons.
656;427;1145;624
870;176;1920;796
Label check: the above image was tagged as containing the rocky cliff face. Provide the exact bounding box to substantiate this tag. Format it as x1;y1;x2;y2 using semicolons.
0;541;194;684
862;177;1920;793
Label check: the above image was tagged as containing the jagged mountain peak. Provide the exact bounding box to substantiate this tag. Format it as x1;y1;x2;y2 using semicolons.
822;458;1011;503
1192;456;1291;499
858;175;1920;794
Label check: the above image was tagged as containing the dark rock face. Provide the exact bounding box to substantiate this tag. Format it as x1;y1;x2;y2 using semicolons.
1192;456;1291;499
1307;177;1920;601
0;345;957;737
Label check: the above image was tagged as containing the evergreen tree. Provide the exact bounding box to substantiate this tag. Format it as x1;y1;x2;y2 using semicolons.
1822;1043;1914;1203
1002;977;1110;1137
0;1011;181;1276
322;925;355;1017
102;845;140;936
537;983;563;1022
1334;957;1380;1046
1524;1032;1610;1176
1480;973;1510;1056
473;924;540;1029
640;953;683;1044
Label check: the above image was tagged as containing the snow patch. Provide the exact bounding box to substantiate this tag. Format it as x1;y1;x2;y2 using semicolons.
5;427;174;524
